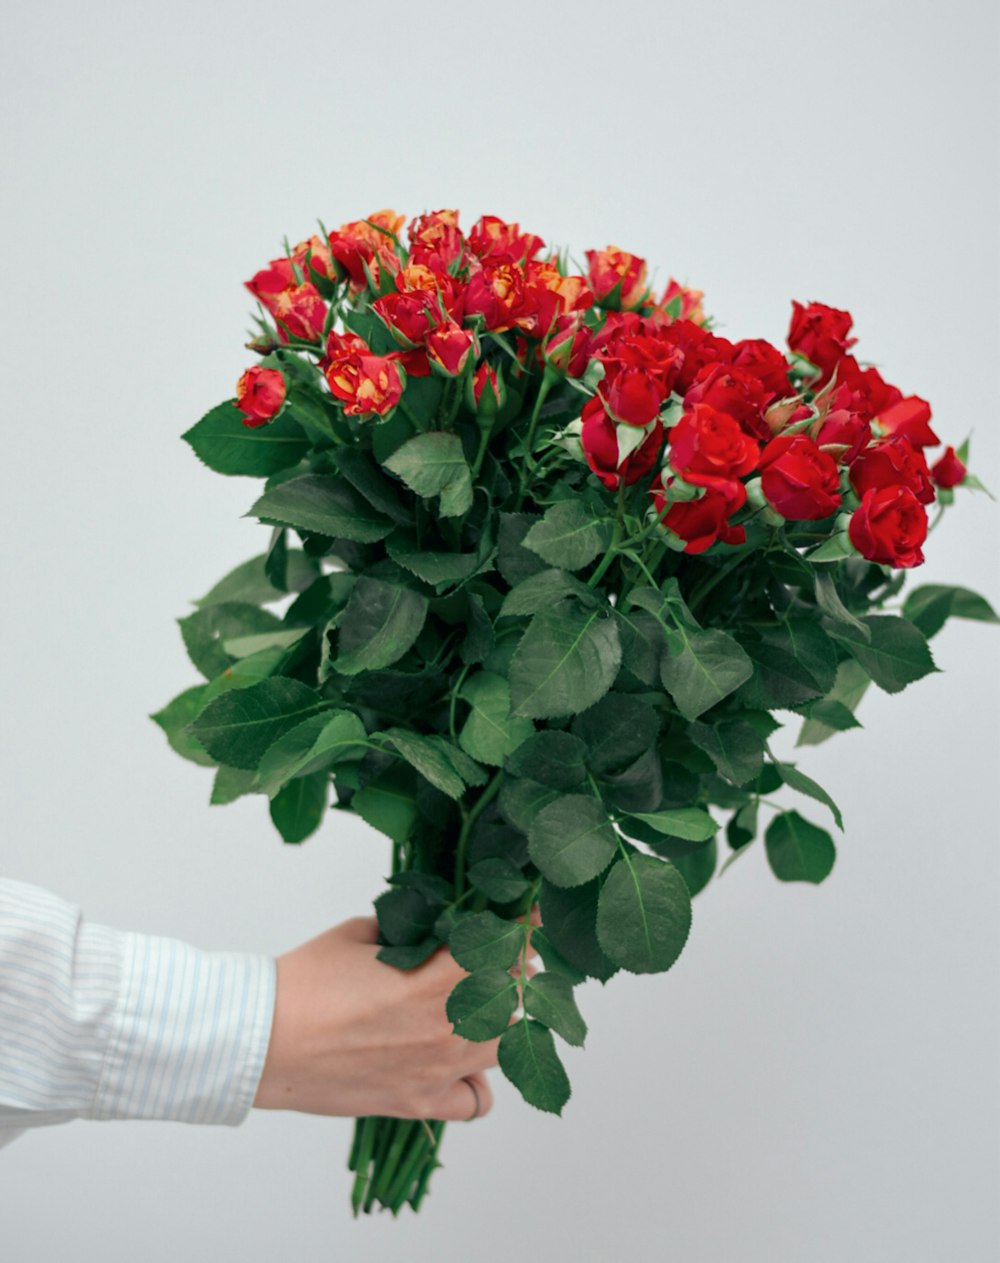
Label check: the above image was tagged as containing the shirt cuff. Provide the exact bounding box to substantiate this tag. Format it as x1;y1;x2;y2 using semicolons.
87;926;277;1127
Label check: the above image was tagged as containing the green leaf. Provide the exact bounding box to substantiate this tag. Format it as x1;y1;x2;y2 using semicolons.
449;911;523;971
264;526;288;591
254;709;368;796
796;658;871;747
460;592;495;665
505;730;587;790
189;677;328;770
194;549;319;608
539;878;618;982
498;777;561;834
571;694;660;775
509;600;622;719
528;794;618;887
496;512;547;586
446;969;519;1042
523;972;587;1046
813;570;870;639
595;852;692;974
333;576;428;674
774;762;844;830
386;538;481;587
688;719;764;787
660;627;753;720
383;431;473;518
376;939;440;970
222;627;309;659
764;810;836;883
826;615;938;694
351;766;419;843
498;1018;571;1115
522;500;611;571
269;772;328;843
200;646;289;703
375;886;439;946
499;569;596;618
614;607;663;686
625;807;719;842
210;765;258;805
327;447;412;525
248;474;394;542
467;857;530;903
379;728;466;799
670;838;717;898
178;602;283;680
182;400;311;477
529;928;586;985
458;672;534;767
737;621;837;709
150;687;216;767
902;584;1000;639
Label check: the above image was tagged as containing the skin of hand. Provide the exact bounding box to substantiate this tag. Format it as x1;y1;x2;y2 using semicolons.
252;914;537;1123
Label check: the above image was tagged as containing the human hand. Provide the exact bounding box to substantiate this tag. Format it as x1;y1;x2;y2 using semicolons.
252;914;536;1122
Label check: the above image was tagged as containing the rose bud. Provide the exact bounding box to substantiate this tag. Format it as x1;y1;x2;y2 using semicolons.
466;361;505;418
599;364;667;428
427;321;478;376
850;435;935;505
656;278;706;325
234;366;286;427
787;300;857;382
930;445;967;489
759;433;841;520
585;246;649;310
848;484;928;568
542;313;591;377
581;397;664;491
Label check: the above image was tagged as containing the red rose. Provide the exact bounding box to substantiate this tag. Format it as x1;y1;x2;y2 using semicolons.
292;235;337;283
759;433;841;520
599;363;668;427
848;485;928;568
580;397;663;490
518;259;594;340
655;278;706;325
646;319;735;393
787;300;857;381
462;262;528;331
542;312;591;377
585;247;649;310
467;215;545;264
668;403;760;497
234;366;286;427
683;362;774;442
653;484;747;554
835;355;902;418
371;290;444;348
930;445;967;488
727;339;795;405
850;435;935;505
327;210;404;291
245;259;327;343
426;321;477;376
876;395;940;448
814;384;871;462
407;209;468;271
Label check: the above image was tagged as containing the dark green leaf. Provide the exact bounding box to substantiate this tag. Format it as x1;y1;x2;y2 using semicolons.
689;720;765;787
194;549;319;608
539;877;618;982
375;886;439;946
182;401;311;477
263;526;288;591
467;857;530;903
189;678;327;770
813;570;870;638
571;694;660;775
383;431;472;517
269;771;328;843
499;568;595;618
351;766;419;843
796;658;871;747
529;928;587;985
773;762;844;830
510;600;622;719
498;1018;571;1115
624;807;718;842
328;447;412;525
459;592;495;665
522;501;611;571
660;627;753;720
670;838;717;898
598;747;663;814
505;730;588;790
386;538;481;587
523;972;587;1046
764;810;836;883
826;615;938;694
458;672;534;767
737;621;836;709
615;607;663;687
379;728;466;799
902;584;1000;639
178;602;283;680
449;911;523;971
248;474;394;542
498;777;560;834
496;512;547;586
528;794;618;887
150;687;216;767
254;709;368;796
334;576;428;674
595;852;692;974
376;939;440;970
446;969;519;1041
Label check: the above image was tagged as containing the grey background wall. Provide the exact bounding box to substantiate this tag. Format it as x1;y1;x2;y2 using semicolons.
1;1;997;1259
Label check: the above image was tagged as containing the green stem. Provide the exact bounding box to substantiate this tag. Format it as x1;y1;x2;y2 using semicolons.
471;422;492;478
521;371;556;474
586;520;623;589
454;769;505;896
408;1122;445;1210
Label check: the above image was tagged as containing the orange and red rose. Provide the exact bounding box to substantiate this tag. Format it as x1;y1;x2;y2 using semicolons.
234;366;286;427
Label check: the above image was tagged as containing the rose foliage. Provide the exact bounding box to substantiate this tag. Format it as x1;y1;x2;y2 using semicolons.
153;208;996;1213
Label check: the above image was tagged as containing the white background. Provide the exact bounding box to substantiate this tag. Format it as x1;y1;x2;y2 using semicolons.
2;1;998;1259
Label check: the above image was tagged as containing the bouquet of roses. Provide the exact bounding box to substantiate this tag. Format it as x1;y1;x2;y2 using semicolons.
152;208;994;1215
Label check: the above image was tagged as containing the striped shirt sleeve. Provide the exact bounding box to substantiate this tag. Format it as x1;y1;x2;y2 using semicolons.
0;878;276;1148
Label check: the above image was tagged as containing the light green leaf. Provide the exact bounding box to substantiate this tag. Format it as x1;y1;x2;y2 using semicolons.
384;431;473;518
773;761;844;830
210;765;259;805
764;810;835;883
182;401;311;477
248;474;394;542
334;576;428;674
446;969;519;1042
194;549;319;608
510;600;622;719
528;794;618;888
813;570;870;639
150;687;216;767
660;627;753;720
523;972;587;1046
351;766;418;843
189;677;328;770
178;602;283;680
458;672;534;767
624;807;719;842
522;501;612;571
254;709;368;797
498;1018;571;1115
595;852;692;974
222;627;309;659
